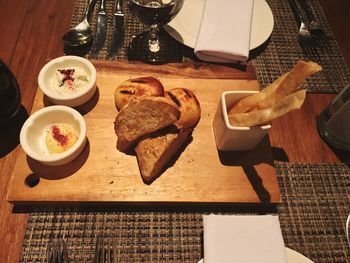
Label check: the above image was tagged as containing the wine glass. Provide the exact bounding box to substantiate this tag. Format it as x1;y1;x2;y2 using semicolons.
128;0;184;63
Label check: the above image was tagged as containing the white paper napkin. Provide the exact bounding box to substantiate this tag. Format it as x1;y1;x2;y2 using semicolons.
194;0;254;63
203;214;287;263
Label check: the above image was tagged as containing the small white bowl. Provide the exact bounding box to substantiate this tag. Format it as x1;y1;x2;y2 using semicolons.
38;56;97;107
212;91;271;151
20;105;87;166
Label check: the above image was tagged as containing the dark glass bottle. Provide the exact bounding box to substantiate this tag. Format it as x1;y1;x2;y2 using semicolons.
317;82;350;150
0;59;21;122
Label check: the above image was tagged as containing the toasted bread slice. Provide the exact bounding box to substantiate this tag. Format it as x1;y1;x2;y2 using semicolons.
135;88;201;183
165;88;201;129
114;76;164;110
114;96;180;151
135;127;192;184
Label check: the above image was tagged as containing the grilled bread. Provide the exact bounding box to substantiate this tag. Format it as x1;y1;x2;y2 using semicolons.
165;88;201;129
114;76;164;110
114;76;201;184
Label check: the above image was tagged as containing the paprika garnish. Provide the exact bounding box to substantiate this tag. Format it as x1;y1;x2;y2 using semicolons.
57;68;75;88
51;124;69;146
45;123;78;154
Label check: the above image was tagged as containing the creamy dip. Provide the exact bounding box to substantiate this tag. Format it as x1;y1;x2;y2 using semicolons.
42;123;78;154
50;67;89;95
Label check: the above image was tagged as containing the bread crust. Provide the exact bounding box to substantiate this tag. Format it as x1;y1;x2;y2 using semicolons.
114;77;164;110
165;88;201;129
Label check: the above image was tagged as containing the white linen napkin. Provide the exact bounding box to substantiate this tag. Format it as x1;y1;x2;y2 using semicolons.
194;0;254;63
203;214;287;263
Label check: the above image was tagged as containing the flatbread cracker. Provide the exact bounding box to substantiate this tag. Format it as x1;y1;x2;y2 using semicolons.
228;60;321;114
229;89;307;127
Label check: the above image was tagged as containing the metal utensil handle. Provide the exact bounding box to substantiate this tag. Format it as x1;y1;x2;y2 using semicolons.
84;0;98;20
100;0;106;12
62;241;70;263
297;0;316;20
287;0;303;24
294;0;310;21
115;0;123;14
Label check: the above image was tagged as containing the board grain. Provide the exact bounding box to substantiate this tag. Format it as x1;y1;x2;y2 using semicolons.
7;61;280;205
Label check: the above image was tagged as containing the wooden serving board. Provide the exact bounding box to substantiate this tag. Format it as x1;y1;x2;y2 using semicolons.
7;61;280;205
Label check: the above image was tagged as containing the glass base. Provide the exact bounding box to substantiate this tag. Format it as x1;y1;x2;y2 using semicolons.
317;110;350;151
128;30;174;64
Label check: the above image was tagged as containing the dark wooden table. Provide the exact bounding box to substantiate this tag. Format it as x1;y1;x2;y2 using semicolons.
0;0;349;262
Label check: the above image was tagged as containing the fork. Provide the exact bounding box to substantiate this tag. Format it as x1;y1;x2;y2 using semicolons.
94;236;116;263
297;0;332;52
46;240;69;263
297;0;332;39
287;0;319;59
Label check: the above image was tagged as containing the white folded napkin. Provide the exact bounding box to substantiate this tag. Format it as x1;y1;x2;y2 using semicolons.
194;0;254;63
203;214;287;263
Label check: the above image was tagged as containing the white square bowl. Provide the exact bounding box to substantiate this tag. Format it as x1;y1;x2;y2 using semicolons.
212;91;271;151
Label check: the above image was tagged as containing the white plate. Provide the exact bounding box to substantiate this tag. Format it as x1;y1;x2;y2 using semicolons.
164;0;274;50
197;247;314;263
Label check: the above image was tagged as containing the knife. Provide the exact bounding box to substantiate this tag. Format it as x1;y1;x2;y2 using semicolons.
108;0;124;59
92;0;107;54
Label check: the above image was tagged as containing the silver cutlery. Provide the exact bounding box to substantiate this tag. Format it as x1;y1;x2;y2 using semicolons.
297;0;330;39
92;0;108;53
346;214;350;249
46;240;69;263
94;236;116;263
62;0;98;47
287;0;319;59
297;0;332;51
108;0;125;59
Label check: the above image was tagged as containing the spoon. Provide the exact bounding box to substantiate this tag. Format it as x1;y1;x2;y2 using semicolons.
62;0;98;47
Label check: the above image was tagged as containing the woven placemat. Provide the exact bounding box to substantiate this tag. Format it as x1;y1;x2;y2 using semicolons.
20;163;350;262
68;0;350;93
68;0;184;62
251;0;350;93
277;163;350;263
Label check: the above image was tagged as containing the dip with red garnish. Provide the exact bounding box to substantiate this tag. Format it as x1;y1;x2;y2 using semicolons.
20;105;87;166
44;123;78;154
38;56;97;107
52;67;89;95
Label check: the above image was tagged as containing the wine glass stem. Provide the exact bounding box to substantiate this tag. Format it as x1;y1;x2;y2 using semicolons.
148;24;160;53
